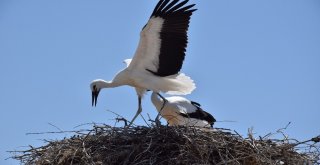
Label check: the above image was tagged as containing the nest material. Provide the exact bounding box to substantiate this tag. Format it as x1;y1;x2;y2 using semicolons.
11;125;320;165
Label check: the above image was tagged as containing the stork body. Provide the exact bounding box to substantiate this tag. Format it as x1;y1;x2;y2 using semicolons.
90;0;197;127
151;92;216;128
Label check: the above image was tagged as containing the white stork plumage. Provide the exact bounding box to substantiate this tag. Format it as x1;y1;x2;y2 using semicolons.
90;0;197;127
151;92;216;128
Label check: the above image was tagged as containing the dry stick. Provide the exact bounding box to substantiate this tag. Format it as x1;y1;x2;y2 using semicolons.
147;113;153;123
115;117;128;126
73;122;105;129
9;124;320;164
106;109;136;127
26;130;89;135
293;135;320;147
139;114;151;127
147;113;163;125
48;123;64;132
261;122;292;140
77;130;94;164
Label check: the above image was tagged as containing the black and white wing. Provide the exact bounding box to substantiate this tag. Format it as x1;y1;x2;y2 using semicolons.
128;0;197;77
183;101;217;127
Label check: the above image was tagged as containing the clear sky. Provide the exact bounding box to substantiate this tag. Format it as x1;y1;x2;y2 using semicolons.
1;0;319;164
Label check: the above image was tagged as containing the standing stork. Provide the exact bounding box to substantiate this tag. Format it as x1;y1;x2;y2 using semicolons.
151;92;216;128
90;0;197;127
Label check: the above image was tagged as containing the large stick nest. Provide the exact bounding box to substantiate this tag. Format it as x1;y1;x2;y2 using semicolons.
11;124;320;165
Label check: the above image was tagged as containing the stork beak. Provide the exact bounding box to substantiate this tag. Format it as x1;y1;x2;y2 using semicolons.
91;89;100;107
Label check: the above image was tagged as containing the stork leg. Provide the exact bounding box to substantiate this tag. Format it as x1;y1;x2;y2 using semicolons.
127;96;142;128
155;93;167;126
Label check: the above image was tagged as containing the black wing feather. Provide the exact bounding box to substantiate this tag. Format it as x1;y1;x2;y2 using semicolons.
166;0;190;14
155;0;170;17
147;0;197;77
150;0;166;17
162;0;180;13
191;101;201;107
179;103;216;127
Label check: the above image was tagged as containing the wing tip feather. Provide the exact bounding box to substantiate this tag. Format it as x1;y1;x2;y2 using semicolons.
151;0;196;18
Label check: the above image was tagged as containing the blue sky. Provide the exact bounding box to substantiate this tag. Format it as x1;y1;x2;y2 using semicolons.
1;0;319;164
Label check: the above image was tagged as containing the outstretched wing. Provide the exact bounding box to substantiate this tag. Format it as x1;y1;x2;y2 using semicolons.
128;0;197;77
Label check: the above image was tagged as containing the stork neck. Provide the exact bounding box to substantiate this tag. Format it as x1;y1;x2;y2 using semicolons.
111;69;130;86
151;92;163;111
104;80;121;88
93;79;121;89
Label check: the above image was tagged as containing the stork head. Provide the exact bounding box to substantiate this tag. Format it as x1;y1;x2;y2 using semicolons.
90;79;104;107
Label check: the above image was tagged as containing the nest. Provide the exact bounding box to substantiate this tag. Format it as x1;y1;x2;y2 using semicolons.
11;124;320;165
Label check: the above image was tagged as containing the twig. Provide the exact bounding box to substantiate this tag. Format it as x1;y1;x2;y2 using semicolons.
116;117;128;126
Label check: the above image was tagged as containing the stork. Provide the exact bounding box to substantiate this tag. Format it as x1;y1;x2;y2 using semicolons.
151;92;216;128
90;0;197;127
